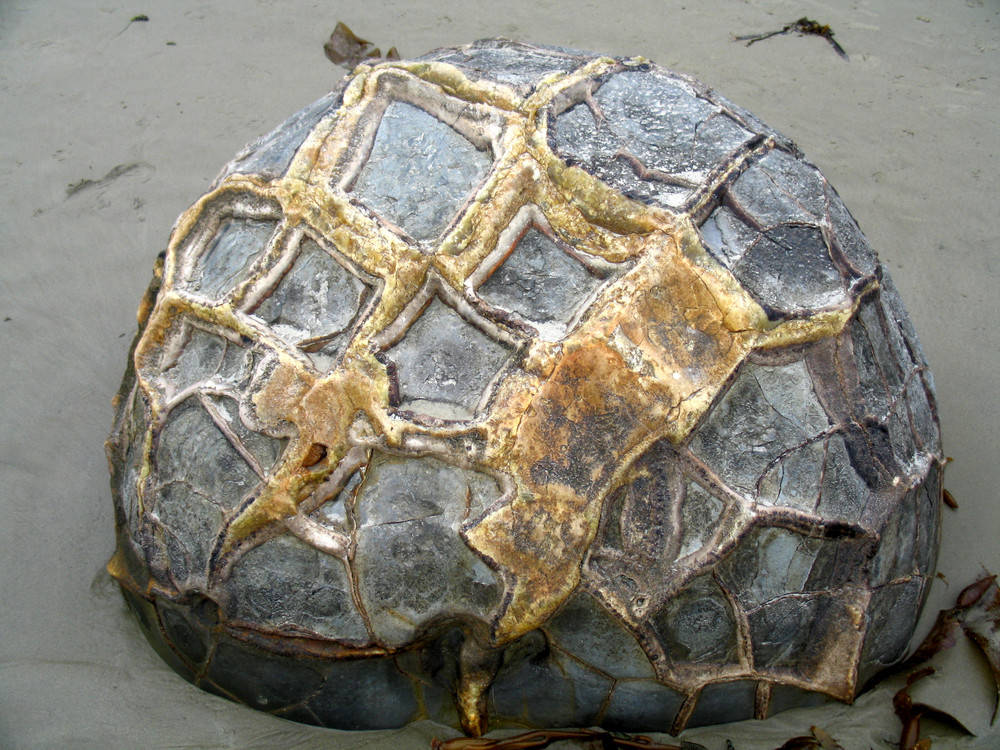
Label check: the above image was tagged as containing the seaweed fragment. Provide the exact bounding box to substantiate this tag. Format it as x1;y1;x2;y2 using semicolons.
892;667;972;750
734;18;849;61
773;726;842;749
324;21;399;69
960;575;1000;721
866;571;1000;745
431;729;699;749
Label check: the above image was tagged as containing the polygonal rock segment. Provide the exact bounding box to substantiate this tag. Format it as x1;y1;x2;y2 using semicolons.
697;205;759;269
880;271;933;376
584;441;689;617
686;681;757;728
225;533;369;643
601;680;685;733
595;71;755;177
544;590;655;679
603;440;682;562
869;488;920;587
850;285;940;474
152;397;279;584
252;238;371;370
157;598;215;669
677;480;725;559
304;656;420;730
253;239;368;337
385;297;515;420
746;587;871;694
727;147;878;280
478;228;603;328
204;637;327;712
649;574;740;666
716;527;861;612
747;593;833;669
814;434;869;522
155;398;261;512
159;326;256;397
120;389;149;542
550;69;755;208
219;86;346;182
202;394;286;477
189;218;277;299
391;629;466;728
860;578;925;678
914;467;943;577
732;225;849;316
827;193;878;279
152;480;222;586
756;436;828;513
765;684;830;718
897;374;939;461
420;38;588;93
353;453;503;648
689;359;831;504
731;149;828;227
349;102;493;242
309;468;360;535
852;290;914;414
489;630;613;729
161;326;224;389
700;207;849;317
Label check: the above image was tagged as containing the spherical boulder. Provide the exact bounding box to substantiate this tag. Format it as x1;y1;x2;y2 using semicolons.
107;38;943;736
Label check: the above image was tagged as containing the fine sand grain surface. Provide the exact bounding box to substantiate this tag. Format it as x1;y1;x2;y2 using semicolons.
2;1;998;748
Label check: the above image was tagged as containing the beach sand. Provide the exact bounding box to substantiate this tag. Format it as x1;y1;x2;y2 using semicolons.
1;1;998;747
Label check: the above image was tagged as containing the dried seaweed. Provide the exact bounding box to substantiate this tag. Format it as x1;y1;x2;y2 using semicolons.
431;729;699;750
773;725;842;749
943;488;958;509
872;571;1000;747
892;667;974;749
324;22;399;69
733;18;848;60
960;575;1000;721
116;13;149;37
432;725;846;750
905;575;997;670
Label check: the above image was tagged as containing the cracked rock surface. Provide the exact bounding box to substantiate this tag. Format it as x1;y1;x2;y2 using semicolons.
107;38;943;737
